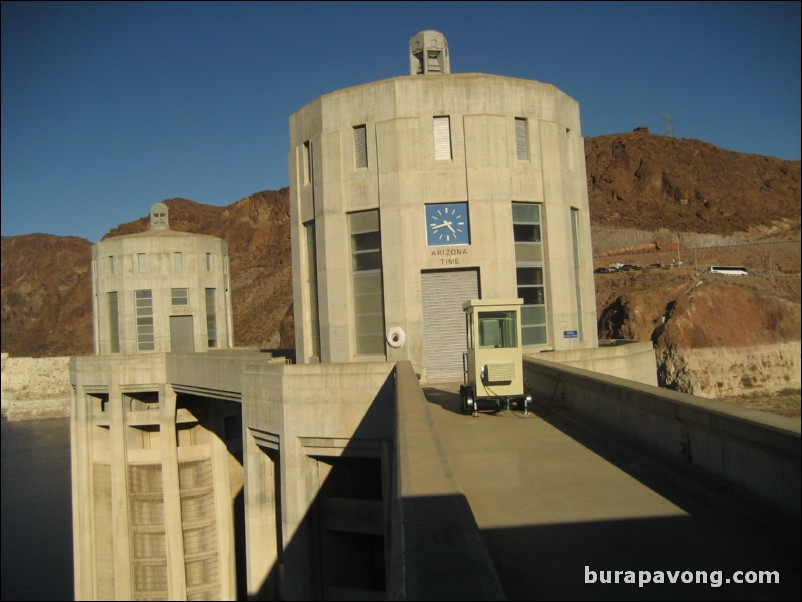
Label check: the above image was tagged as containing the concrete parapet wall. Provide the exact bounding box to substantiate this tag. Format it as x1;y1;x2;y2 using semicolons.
1;354;71;420
389;361;505;600
530;340;658;386
70;353;168;388
523;357;801;513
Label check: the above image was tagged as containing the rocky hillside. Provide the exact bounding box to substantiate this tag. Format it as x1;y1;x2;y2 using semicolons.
1;234;94;357
586;129;800;236
2;131;799;406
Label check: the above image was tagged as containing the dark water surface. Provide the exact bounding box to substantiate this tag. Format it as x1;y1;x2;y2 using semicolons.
1;418;73;601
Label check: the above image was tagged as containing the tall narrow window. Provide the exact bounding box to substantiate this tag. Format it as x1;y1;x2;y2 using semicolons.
303;140;312;185
512;203;548;346
206;253;212;271
108;292;120;353
174;252;182;271
137;253;147;272
515;118;529;160
109;256;115;274
353;125;368;169
571;208;583;340
433;116;452;160
349;210;385;355
305;222;321;359
205;288;217;348
135;290;154;351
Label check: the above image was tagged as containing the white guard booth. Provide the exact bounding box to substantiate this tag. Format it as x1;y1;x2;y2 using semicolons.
460;298;532;416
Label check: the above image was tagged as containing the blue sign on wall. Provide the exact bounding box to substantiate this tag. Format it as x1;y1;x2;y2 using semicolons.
563;330;578;338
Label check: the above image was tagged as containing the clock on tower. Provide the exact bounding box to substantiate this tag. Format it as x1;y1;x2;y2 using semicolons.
425;202;470;246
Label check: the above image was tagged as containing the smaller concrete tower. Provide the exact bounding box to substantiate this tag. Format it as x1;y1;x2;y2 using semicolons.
91;203;233;355
409;30;450;75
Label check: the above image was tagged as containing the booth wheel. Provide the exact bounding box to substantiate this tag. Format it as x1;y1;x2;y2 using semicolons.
459;385;476;416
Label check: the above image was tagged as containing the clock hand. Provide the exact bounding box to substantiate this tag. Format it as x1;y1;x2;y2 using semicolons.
446;222;456;235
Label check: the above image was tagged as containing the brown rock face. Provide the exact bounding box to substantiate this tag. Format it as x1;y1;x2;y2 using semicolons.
1;235;94;357
586;130;801;234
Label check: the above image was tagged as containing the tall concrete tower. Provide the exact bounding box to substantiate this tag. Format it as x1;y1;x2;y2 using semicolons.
290;30;597;380
73;204;243;601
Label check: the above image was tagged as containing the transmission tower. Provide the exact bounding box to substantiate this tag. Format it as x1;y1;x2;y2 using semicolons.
663;114;675;137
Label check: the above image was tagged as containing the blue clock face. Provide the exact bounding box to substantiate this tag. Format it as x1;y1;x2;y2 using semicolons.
425;203;470;246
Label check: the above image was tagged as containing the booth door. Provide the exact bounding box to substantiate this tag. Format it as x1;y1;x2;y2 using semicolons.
421;269;479;382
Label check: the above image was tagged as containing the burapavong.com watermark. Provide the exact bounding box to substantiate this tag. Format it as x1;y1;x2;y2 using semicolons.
585;566;780;588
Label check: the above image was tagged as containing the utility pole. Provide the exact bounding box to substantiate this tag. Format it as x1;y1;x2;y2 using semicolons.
664;114;675;137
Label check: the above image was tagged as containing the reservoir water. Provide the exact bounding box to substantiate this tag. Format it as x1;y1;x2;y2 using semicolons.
1;418;73;601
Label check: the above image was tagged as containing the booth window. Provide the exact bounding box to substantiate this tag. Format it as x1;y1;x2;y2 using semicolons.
478;311;518;349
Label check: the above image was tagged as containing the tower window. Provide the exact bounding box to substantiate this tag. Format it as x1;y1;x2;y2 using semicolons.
303;140;312;185
571;208;583;340
135;290;154;351
433;116;452;160
349;210;385;355
171;288;189;306
108;292;120;353
354;125;368;169
515;118;529;160
305;221;321;359
205;288;217;348
512;203;548;346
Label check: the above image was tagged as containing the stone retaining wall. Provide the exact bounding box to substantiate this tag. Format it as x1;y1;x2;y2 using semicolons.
1;353;71;421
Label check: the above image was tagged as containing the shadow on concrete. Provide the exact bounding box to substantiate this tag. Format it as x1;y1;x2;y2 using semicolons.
482;515;801;601
424;384;508;417
249;370;395;601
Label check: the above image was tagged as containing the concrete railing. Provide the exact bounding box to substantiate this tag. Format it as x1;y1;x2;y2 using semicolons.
389;361;506;600
523;357;801;514
166;349;282;401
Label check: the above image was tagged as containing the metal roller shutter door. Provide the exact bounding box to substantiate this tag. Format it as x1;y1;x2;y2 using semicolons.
170;315;195;352
422;269;479;382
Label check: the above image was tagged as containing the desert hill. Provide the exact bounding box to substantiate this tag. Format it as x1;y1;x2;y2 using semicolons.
2;131;799;407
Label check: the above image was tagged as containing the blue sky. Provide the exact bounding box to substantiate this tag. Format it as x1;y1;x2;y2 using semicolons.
2;1;800;242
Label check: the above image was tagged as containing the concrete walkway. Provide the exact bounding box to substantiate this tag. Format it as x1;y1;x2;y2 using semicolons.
423;384;801;601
